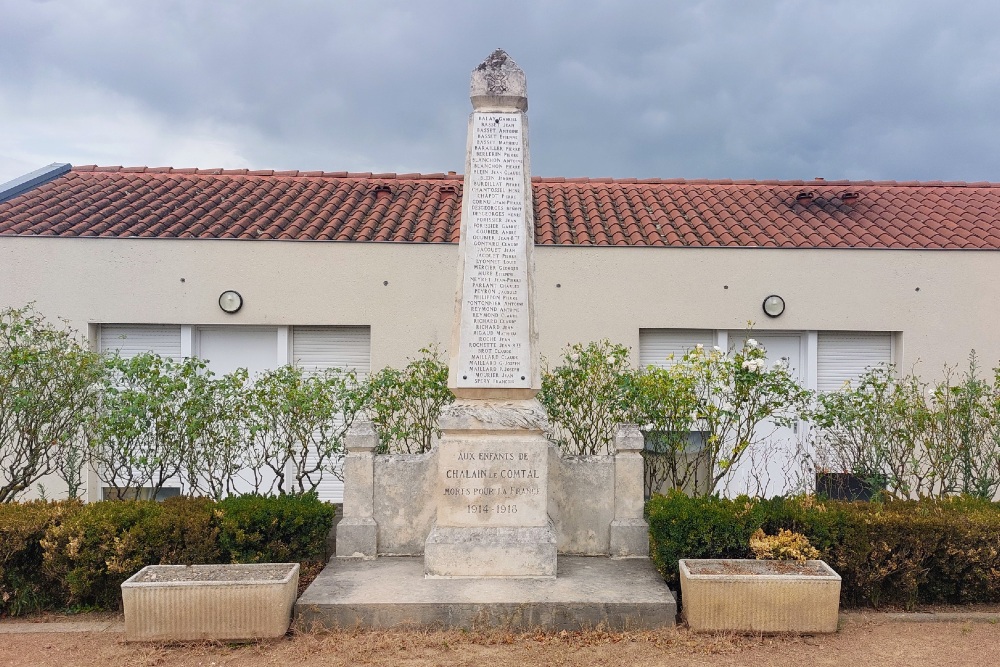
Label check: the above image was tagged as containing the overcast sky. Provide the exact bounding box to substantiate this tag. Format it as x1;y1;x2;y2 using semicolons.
2;0;1000;185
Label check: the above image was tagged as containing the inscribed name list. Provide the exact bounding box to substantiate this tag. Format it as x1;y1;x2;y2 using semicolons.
457;112;531;388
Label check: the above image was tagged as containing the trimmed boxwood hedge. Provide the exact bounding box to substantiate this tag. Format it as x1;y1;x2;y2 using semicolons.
0;494;335;616
646;490;1000;608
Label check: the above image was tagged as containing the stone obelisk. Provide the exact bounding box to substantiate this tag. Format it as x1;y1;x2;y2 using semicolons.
424;49;556;578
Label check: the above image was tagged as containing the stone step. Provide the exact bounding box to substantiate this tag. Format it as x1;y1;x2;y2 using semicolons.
295;556;676;631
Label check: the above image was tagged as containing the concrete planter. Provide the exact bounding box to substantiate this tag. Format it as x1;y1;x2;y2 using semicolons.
679;559;841;633
122;563;299;641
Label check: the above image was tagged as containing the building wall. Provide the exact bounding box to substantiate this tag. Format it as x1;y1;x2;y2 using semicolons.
2;236;997;374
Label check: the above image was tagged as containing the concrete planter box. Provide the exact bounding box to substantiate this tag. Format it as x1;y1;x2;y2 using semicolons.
679;559;841;633
122;563;299;641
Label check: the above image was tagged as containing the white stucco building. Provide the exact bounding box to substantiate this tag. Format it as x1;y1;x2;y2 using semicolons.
2;162;998;500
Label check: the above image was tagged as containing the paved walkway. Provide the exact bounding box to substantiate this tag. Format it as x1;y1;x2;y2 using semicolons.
0;620;124;634
1;610;999;634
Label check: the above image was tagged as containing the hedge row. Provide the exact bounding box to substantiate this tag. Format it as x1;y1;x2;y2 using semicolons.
0;494;335;616
646;492;1000;608
646;490;1000;608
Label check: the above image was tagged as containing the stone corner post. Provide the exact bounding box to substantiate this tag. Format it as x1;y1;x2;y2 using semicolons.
335;420;379;559
610;424;649;558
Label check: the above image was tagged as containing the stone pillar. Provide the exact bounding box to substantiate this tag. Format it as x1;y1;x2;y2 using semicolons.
425;50;556;578
448;48;538;399
336;421;379;559
610;424;650;558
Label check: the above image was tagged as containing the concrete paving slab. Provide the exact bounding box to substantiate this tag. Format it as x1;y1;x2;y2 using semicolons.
843;611;1000;624
295;555;676;631
0;620;124;634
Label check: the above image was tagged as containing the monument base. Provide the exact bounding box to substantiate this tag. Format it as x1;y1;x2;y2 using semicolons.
335;518;377;560
424;522;557;578
610;518;651;558
295;556;676;631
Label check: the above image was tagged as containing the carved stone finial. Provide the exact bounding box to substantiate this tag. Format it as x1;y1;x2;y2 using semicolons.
470;48;527;111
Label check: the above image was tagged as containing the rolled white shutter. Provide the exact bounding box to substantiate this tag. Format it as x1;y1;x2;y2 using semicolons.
639;329;715;369
99;324;182;359
817;332;892;392
291;326;372;503
291;326;370;377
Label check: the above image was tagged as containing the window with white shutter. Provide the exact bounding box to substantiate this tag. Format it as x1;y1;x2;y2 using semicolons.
639;329;715;369
816;331;892;392
98;324;182;359
291;326;371;377
97;324;184;498
291;326;372;504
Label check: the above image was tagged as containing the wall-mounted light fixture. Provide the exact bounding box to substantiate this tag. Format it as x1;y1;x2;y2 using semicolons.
762;294;785;318
218;290;243;314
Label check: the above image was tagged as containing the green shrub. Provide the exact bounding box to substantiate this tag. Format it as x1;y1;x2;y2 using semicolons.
539;340;633;455
0;500;81;615
40;496;220;608
2;494;334;614
365;346;452;455
0;306;103;503
218;493;334;563
646;490;767;587
647;492;1000;608
41;499;156;607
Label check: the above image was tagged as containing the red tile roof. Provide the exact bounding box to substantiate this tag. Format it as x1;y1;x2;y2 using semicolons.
1;166;999;249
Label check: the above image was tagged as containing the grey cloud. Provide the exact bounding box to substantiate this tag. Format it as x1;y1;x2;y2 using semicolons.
2;0;1000;183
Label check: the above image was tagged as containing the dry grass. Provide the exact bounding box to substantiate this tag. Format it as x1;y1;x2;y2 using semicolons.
1;615;998;666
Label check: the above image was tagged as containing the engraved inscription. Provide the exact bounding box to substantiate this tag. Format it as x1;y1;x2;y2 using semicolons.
436;440;547;527
457;112;530;388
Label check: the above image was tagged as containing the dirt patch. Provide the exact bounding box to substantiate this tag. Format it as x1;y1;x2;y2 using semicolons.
685;559;832;576
0;616;997;667
129;563;297;584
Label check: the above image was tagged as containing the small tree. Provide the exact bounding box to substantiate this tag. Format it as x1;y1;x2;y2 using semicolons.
87;352;212;500
813;353;1000;500
938;352;1000;499
365;346;452;454
243;365;364;494
689;338;811;495
624;362;701;497
183;368;249;500
539;340;632;455
0;306;103;502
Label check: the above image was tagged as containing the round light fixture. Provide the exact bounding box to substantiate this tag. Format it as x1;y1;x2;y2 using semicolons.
218;290;243;314
762;294;785;318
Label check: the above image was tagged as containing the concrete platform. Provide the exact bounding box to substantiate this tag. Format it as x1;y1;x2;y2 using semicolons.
295;556;676;630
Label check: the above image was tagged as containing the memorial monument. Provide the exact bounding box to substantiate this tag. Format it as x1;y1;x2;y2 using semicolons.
425;49;556;578
297;50;675;630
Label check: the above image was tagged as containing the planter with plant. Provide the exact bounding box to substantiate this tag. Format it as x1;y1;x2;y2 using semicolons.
679;528;841;633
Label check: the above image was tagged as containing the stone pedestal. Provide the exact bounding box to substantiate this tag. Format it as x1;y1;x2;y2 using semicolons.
610;424;651;558
336;422;379;559
424;399;556;578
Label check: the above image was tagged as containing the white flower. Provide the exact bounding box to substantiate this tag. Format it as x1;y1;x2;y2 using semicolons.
569;353;580;362
774;358;787;369
742;359;754;371
606;355;617;364
695;343;704;351
747;338;758;348
713;345;721;352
